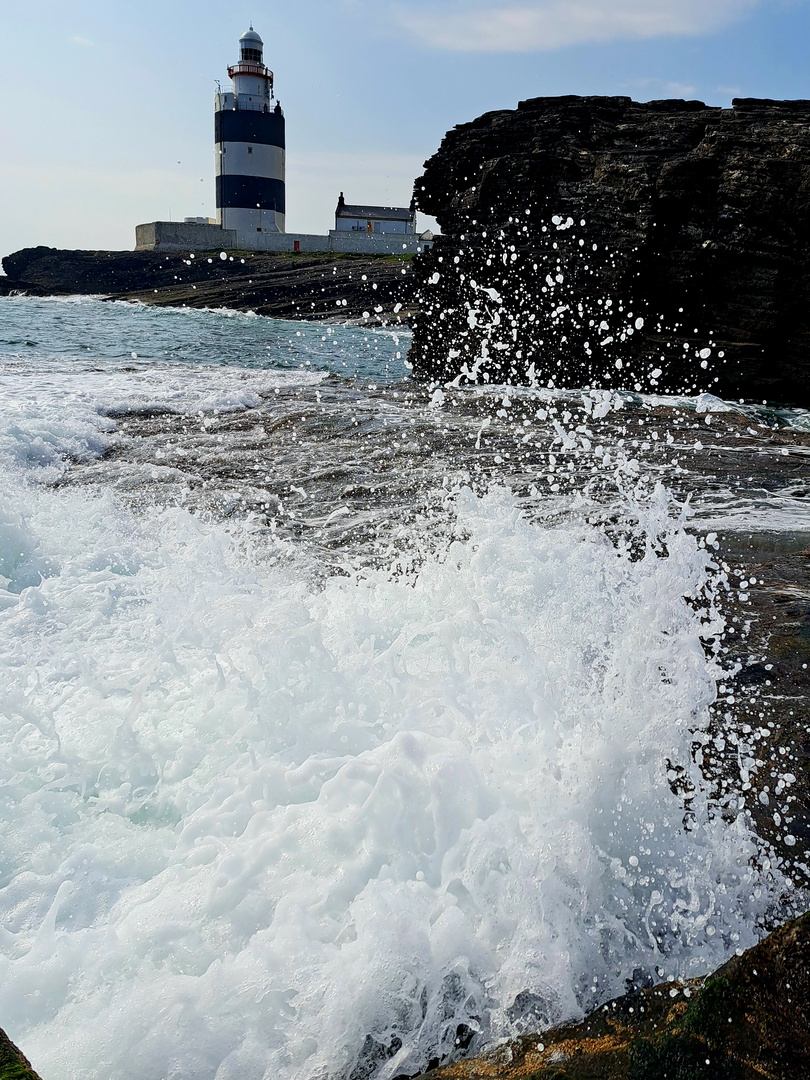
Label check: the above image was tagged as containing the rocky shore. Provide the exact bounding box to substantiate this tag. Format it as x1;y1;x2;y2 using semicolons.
1;247;417;324
3;96;810;1079
425;911;810;1080
410;96;810;407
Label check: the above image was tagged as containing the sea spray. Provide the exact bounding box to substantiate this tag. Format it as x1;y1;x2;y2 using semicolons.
0;466;779;1080
411;215;723;396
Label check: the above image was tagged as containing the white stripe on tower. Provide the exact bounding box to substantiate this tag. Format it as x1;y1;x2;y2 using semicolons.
219;143;285;180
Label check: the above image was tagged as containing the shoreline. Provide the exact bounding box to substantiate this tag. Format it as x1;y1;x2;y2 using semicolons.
420;910;810;1080
0;246;420;327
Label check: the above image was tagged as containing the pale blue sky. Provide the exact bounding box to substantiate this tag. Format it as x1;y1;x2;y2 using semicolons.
1;0;808;258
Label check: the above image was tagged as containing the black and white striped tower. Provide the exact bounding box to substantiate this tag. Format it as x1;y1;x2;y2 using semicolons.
215;27;286;235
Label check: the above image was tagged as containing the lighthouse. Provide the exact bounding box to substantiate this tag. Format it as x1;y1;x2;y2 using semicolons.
135;24;433;253
214;27;286;235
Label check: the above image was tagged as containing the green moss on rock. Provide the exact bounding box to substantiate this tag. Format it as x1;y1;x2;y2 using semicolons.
0;1029;42;1080
681;975;745;1048
629;1033;741;1080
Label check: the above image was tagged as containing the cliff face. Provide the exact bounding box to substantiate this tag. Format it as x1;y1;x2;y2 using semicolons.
411;96;810;406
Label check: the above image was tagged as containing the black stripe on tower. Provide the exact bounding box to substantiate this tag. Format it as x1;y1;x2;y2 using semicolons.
215;110;285;148
216;175;286;213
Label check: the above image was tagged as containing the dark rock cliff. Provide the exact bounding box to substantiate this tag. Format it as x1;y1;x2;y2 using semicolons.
411;96;810;406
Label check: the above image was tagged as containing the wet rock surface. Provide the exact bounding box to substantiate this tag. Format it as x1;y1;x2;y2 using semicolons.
411;96;810;406
1;247;417;324
419;910;810;1079
706;542;810;872
0;277;47;297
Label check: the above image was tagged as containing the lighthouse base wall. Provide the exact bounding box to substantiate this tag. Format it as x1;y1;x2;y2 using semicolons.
135;222;238;252
136;222;434;255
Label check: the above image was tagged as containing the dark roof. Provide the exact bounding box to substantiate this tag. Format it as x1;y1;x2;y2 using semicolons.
336;202;415;221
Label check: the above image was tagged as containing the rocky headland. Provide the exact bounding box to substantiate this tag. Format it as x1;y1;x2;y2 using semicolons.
6;97;810;405
1;247;417;324
410;96;810;407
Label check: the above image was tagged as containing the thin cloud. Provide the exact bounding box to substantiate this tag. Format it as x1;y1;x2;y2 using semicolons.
666;81;698;96
69;35;94;47
622;76;699;99
394;0;762;52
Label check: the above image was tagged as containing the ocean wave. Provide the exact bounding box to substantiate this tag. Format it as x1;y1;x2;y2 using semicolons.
0;473;780;1080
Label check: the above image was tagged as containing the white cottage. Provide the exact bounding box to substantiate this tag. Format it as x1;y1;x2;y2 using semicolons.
333;193;416;235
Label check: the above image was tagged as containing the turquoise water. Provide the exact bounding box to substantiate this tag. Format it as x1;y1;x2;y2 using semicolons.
0;295;410;378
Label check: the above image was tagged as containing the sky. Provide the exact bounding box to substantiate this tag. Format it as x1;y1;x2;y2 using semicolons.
1;0;809;260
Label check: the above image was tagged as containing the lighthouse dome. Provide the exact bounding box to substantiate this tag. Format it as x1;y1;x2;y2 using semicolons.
239;26;263;62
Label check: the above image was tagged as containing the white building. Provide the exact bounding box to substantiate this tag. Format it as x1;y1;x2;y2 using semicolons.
332;193;416;236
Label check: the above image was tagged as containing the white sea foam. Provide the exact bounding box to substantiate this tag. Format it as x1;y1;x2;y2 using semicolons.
691;485;810;534
0;354;323;479
0;465;779;1080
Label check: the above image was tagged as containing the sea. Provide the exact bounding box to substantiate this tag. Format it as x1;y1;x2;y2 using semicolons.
1;294;809;1080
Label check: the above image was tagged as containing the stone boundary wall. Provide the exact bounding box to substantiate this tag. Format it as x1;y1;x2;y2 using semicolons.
134;222;236;252
136;222;433;255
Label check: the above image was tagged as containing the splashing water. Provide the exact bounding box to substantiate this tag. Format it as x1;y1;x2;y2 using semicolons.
0;296;796;1080
411;215;730;396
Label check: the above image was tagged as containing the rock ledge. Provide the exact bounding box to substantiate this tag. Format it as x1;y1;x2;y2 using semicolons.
422;911;810;1080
